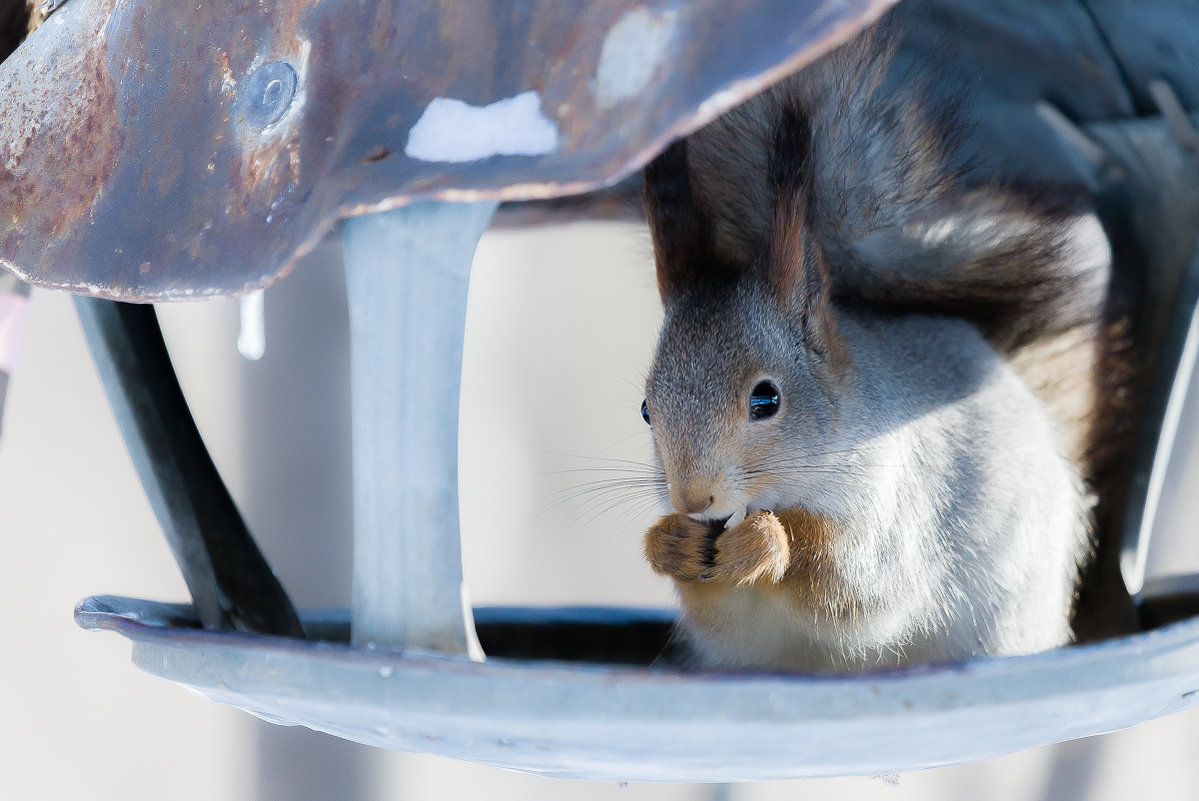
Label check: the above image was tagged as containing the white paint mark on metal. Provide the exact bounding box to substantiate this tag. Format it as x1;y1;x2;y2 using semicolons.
595;8;678;107
404;91;559;163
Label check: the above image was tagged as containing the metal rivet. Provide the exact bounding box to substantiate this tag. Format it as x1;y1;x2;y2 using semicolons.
240;61;297;128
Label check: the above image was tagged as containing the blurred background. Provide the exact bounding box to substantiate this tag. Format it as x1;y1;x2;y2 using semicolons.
2;221;1198;800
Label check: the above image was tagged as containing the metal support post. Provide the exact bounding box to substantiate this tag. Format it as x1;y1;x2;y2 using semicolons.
341;201;496;658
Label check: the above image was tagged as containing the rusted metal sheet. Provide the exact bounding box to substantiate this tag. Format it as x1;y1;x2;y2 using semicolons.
0;0;895;300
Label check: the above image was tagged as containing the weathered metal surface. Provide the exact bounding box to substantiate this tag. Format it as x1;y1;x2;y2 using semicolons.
893;0;1135;186
1082;0;1199;113
77;594;1199;782
0;0;895;300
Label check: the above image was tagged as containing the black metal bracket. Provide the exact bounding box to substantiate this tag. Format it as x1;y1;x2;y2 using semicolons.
74;297;304;637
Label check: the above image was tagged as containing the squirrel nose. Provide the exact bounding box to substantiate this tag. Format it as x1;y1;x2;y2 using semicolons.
671;485;715;515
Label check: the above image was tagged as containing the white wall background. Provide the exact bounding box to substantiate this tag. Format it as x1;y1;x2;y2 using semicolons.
2;222;1199;800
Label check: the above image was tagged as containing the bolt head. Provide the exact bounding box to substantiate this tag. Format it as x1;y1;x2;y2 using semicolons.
239;61;298;128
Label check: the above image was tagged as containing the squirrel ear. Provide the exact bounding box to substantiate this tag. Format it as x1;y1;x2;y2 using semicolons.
643;140;737;302
767;198;835;347
763;105;839;355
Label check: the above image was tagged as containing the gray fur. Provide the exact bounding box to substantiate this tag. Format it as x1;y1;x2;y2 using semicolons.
646;280;1088;670
641;12;1096;671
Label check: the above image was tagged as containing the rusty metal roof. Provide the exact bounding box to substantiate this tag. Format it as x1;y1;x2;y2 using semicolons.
0;0;893;300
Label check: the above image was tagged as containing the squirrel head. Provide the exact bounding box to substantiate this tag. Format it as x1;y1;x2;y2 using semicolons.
641;109;850;521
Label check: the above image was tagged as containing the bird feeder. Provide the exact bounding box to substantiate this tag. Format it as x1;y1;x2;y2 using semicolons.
3;0;1199;782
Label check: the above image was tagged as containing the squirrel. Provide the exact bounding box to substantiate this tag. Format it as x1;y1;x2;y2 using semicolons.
638;14;1120;672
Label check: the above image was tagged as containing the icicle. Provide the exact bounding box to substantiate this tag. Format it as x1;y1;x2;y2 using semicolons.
237;289;266;361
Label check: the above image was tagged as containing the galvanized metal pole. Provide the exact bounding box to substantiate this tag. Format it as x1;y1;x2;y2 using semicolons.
341;201;496;658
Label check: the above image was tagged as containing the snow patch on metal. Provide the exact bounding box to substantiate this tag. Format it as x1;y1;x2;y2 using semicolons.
595;8;678;107
404;91;559;163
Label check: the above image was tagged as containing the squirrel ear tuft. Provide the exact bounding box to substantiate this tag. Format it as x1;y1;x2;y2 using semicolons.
767;194;839;357
643;140;737;302
762;104;838;354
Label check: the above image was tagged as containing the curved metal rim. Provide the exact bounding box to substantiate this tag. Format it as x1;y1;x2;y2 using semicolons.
77;595;1199;781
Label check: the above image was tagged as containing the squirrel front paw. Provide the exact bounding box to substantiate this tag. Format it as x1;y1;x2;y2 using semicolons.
644;511;790;586
644;513;718;581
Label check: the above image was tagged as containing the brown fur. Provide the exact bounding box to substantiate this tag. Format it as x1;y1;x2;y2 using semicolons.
671;508;870;650
643;141;740;302
644;513;717;581
713;512;790;585
767;183;852;377
646;508;840;600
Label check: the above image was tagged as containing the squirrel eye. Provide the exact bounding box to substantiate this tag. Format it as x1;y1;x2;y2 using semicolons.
640;399;652;426
749;381;780;420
